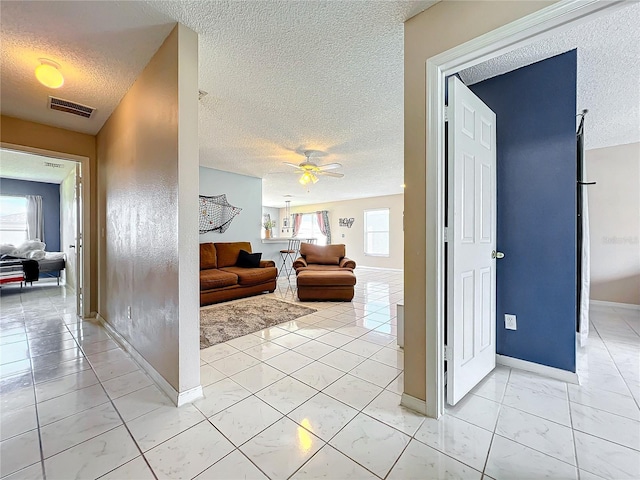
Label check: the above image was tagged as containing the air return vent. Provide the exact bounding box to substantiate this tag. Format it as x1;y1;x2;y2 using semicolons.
48;96;95;118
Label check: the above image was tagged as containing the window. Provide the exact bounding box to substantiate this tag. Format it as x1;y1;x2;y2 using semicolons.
364;208;389;256
0;196;28;245
295;213;327;246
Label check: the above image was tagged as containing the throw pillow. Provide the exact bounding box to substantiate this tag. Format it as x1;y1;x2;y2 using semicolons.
237;249;262;268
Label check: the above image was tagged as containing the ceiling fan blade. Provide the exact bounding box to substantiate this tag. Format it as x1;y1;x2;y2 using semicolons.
283;162;302;169
317;163;342;171
318;171;344;178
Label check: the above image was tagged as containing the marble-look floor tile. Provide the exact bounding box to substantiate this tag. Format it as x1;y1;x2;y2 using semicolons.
330;413;410;478
112;385;173;422
200;343;239;363
388;439;482;480
271;332;311;349
240;417;324;480
341;339;384;358
444;393;501;432
293;445;377;480
194;450;268;480
575;432;640;480
101;369;152;399
508;370;568;400
323;374;383;410
1;462;44;480
243;341;289;361
370;346;403;369
496;405;576;465
502;382;571;426
193;378;251;418
93;357;140;382
209;395;283;447
349;358;402;388
226;332;267;351
33;357;91;384
230;363;286;393
291;362;345;390
144;421;235;480
385;372;404;395
414;415;492;472
570;402;640;450
200;364;226;387
0;429;41;477
0;342;30;365
80;338;119;356
0;403;37;441
316;331;354;348
0;359;31;379
127;403;206;452
37;383;109;425
363;390;425;436
470;375;508;403
256;376;318;414
40;402;122;458
212;351;264;376
100;456;155;480
293;339;336;360
318;349;366;372
34;369;99;403
43;425;139;480
289;392;359;442
252;326;290;341
265;350;314;375
486;435;577;480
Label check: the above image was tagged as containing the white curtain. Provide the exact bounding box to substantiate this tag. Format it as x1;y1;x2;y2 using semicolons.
579;163;591;347
26;195;44;242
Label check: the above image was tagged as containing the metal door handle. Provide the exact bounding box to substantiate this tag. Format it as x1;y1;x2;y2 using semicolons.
491;250;504;259
69;245;75;249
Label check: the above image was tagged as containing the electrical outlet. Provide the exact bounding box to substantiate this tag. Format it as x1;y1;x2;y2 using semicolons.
505;314;517;330
127;306;132;320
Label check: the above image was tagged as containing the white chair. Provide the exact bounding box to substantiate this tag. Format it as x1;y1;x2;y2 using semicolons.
279;239;301;278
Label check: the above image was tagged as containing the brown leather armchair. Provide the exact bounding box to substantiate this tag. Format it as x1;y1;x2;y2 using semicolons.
293;243;356;273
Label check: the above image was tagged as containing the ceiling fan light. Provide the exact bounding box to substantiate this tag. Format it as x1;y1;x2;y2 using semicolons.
299;173;311;185
310;173;319;184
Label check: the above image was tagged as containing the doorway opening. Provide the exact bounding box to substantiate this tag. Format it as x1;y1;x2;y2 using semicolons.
425;0;628;418
0;145;91;319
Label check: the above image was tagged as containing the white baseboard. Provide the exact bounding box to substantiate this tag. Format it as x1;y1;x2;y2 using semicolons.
401;393;427;415
496;354;579;385
590;300;640;311
96;314;203;406
358;266;404;272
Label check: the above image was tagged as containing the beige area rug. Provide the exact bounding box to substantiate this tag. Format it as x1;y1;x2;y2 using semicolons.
200;296;316;349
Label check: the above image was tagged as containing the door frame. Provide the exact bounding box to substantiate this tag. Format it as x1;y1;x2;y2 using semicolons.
424;0;626;419
0;142;92;319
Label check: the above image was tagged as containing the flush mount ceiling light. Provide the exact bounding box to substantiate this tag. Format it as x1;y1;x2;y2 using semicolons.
35;58;64;89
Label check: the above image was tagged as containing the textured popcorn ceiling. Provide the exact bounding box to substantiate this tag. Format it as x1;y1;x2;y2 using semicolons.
459;2;640;153
0;1;176;136
1;1;435;208
0;149;76;184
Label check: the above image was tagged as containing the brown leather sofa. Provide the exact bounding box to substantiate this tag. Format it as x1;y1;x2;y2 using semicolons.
200;242;277;306
293;243;356;301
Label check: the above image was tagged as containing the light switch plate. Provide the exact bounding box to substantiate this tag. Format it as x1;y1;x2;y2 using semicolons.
505;314;517;330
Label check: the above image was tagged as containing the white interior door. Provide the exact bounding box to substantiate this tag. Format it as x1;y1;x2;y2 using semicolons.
447;76;497;406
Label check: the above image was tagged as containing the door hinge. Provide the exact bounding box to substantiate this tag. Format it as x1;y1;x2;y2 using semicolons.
444;105;449;122
444;345;451;361
443;227;449;243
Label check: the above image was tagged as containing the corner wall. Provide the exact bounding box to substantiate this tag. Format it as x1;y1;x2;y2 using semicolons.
404;0;556;401
97;24;200;399
587;142;640;305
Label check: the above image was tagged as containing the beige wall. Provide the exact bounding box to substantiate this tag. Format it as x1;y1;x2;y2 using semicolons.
97;24;200;395
587;142;640;305
404;1;555;401
280;194;404;270
0;115;97;312
60;167;77;291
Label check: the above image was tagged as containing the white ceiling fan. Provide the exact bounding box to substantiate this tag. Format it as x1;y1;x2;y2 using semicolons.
283;150;344;185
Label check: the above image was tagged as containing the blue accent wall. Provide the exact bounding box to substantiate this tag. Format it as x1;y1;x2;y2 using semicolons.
470;50;577;372
0;177;61;252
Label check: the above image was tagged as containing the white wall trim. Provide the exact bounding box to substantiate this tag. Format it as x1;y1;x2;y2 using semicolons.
358;266;404;272
96;314;203;406
496;354;580;385
401;393;427;415
425;0;626;419
590;300;640;311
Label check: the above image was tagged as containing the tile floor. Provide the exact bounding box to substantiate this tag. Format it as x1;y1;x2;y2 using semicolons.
1;271;638;479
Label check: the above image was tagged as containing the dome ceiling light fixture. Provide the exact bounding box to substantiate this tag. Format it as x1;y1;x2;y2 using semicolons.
35;58;64;89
